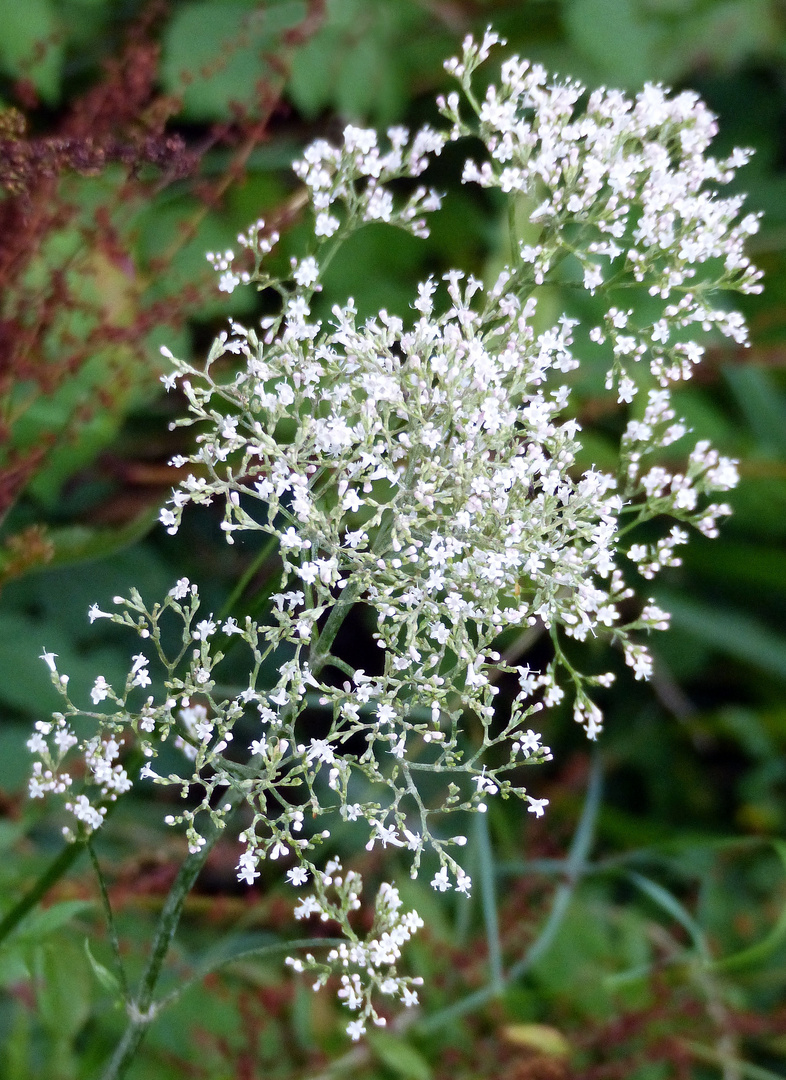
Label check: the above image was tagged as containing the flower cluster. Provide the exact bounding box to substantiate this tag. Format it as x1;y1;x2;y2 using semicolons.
286;861;424;1040
31;30;758;1036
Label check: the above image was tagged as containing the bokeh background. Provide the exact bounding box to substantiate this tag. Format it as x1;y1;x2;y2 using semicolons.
1;1;786;1077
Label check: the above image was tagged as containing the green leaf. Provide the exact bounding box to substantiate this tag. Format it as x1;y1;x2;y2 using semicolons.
682;1040;786;1080
712;840;786;972
659;593;786;682
725;366;786;456
682;541;786;597
625;871;709;957
0;0;63;103
287;0;426;123
0;944;30;989
663;0;781;78
564;0;662;87
0;820;25;852
35;507;161;574
0;609;80;713
161;1;306;121
84;938;122;997
368;1031;431;1080
8;900;94;945
35;936;92;1038
2;1002;31;1080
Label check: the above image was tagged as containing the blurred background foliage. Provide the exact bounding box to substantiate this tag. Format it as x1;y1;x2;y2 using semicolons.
1;0;786;1077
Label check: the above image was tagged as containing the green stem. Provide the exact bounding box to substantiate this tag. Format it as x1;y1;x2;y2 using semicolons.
474;812;504;994
155;936;346;1013
0;839;85;945
0;755;139;949
218;531;279;621
87;840;130;1000
99;796;240;1080
415;751;602;1033
681;1041;780;1080
309;578;362;673
100;543;370;1076
101;458;421;1075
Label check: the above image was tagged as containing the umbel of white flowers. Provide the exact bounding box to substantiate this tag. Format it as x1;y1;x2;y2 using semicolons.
31;29;759;1038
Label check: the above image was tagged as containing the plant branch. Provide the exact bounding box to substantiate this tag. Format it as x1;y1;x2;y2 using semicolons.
98;794;241;1080
0;839;86;946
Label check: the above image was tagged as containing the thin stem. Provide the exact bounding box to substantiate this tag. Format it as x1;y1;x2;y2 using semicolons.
416;752;603;1033
87;839;129;1000
0;757;137;949
100;549;368;1076
474;812;504;994
155;936;346;1013
680;1042;780;1080
218;531;279;621
99;795;240;1080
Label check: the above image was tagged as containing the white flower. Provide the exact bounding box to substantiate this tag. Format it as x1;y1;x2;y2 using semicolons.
583;263;603;294
431;866;451;892
347;1019;366;1041
287;866;309;886
29;31;756;1039
169;577;191;599
90;676;111;704
315;212;340;237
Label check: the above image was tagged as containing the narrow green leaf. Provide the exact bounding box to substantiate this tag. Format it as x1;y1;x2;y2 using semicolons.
625;871;709;959
725;366;786;455
712;840;786;972
368;1031;431;1080
660;593;786;682
84;939;122;997
8;900;93;945
474;810;504;992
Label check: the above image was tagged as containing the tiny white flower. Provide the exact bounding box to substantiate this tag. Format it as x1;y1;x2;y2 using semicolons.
287;866;309;887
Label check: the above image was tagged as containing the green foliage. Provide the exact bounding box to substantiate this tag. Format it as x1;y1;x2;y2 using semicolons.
287;0;442;123
1;1;786;1077
161;1;309;120
0;0;63;103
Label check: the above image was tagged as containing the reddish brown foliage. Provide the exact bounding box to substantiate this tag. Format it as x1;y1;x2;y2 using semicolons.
0;0;325;545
